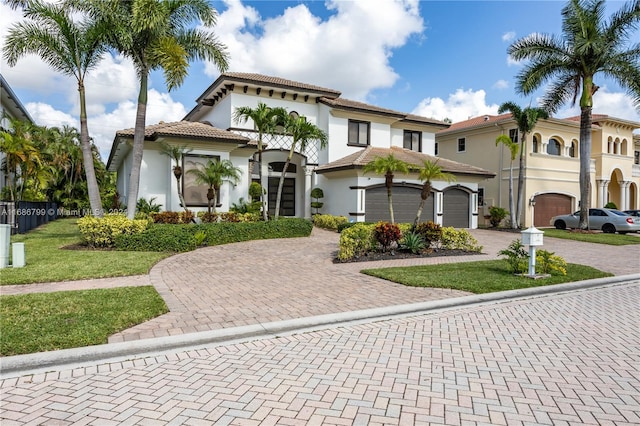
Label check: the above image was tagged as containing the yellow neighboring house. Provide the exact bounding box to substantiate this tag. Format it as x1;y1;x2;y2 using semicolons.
436;113;640;228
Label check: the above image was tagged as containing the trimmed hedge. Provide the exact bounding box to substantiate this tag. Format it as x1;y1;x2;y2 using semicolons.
114;218;313;252
78;214;150;248
312;214;349;231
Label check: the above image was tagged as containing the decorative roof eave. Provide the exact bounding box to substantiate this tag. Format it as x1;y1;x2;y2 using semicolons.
565;114;640;131
0;74;34;123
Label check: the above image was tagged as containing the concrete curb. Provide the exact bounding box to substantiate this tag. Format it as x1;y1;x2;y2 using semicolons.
1;273;638;379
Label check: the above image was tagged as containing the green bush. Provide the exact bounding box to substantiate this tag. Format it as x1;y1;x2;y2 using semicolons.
536;249;567;275
115;224;197;252
413;221;443;247
489;206;508;227
136;197;162;214
401;232;426;254
337;221;361;233
114;218;313;252
440;227;483;252
313;214;349;231
337;223;376;261
604;201;618;209
198;211;260;223
78;214;149;248
498;239;529;273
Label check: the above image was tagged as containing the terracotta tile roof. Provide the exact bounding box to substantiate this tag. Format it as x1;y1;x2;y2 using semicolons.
439;113;513;133
315;146;495;177
115;121;251;143
216;72;342;97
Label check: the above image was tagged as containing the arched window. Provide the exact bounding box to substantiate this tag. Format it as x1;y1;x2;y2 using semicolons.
532;135;538;153
569;141;577;158
547;138;561;156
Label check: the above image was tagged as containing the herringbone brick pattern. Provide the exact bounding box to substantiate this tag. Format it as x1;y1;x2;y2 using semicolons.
2;281;638;425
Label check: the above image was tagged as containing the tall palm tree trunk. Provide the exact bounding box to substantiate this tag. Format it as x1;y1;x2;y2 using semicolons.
508;162;516;228
386;172;395;224
257;140;268;221
274;152;293;220
413;182;432;227
126;71;148;219
578;107;592;230
175;175;187;212
78;82;103;217
515;135;526;227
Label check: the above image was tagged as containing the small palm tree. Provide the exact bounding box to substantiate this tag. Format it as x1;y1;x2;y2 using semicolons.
77;0;229;219
508;0;640;229
158;141;192;212
4;0;108;215
497;102;549;227
187;159;241;214
233;102;289;221
274;115;328;219
495;134;519;229
413;160;455;227
362;154;410;224
0;116;41;202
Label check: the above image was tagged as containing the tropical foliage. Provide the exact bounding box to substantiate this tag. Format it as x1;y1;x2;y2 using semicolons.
362;154;410;224
187;159;241;214
495;134;519;229
508;0;640;229
4;0;108;216
158;141;192;212
413;160;455;227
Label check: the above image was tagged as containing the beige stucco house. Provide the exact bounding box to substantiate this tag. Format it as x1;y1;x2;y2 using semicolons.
436;113;640;227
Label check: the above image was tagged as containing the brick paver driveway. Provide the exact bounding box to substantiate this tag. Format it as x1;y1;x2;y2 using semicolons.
2;280;638;425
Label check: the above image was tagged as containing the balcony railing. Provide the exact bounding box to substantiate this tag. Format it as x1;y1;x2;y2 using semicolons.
230;129;320;165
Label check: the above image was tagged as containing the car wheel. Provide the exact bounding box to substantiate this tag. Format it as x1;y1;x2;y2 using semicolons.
602;224;616;234
554;220;566;230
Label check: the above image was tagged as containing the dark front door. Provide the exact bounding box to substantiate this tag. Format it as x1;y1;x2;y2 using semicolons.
269;177;295;217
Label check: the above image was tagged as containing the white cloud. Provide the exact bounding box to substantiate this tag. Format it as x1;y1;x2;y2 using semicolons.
555;87;640;122
493;79;509;90
26;102;77;129
412;88;500;123
502;31;516;42
209;0;424;100
507;55;521;67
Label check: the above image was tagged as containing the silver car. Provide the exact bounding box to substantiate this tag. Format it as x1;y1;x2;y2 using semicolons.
550;208;640;234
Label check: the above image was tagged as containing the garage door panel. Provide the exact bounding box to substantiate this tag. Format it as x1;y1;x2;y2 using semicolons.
534;193;571;227
366;186;433;224
443;188;469;228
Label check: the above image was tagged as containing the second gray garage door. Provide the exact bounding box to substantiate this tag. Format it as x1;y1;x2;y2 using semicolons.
366;186;434;224
442;188;469;228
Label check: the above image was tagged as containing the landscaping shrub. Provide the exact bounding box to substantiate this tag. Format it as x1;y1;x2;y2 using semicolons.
604;201;618;209
199;211;260;223
114;224;197;252
313;214;349;231
401;232;426;254
413;221;443;247
337;223;376;261
115;218;313;252
498;239;529;273
489;206;508;227
440;227;483;252
536;250;567;275
374;222;402;252
152;211;181;224
78;214;149;248
337;221;361;233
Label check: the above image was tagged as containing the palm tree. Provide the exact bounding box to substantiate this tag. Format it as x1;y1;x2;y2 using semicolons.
413;160;455;227
0;116;40;201
508;0;640;229
497;102;549;227
187;159;241;214
274;115;328;219
4;0;107;216
362;154;410;224
158;141;192;212
233;102;289;221
495;134;519;229
78;0;229;219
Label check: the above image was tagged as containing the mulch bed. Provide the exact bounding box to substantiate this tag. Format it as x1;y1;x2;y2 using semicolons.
334;249;485;264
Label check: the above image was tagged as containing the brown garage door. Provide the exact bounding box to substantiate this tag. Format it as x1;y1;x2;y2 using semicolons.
534;193;572;227
366;186;433;224
443;188;469;228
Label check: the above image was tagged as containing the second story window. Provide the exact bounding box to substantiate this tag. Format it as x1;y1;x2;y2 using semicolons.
635;150;639;165
403;130;422;152
509;128;518;144
457;137;466;152
547;138;561;156
348;120;370;146
435;142;439;156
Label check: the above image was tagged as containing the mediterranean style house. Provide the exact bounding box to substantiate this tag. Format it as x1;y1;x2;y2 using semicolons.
0;73;34;196
436;113;640;228
107;73;495;227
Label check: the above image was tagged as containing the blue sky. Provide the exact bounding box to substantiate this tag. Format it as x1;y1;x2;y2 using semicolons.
1;0;639;160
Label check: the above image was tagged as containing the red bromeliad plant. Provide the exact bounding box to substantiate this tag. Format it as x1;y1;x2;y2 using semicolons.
374;221;402;252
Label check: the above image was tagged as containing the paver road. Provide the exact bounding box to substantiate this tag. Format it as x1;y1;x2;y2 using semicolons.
1;280;638;425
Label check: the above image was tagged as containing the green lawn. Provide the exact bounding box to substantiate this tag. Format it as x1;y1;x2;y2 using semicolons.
2;219;170;285
540;228;640;245
362;260;612;294
1;286;168;356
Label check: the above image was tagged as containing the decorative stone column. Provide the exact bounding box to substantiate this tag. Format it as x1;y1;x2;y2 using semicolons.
597;179;610;208
303;166;314;219
620;180;631;211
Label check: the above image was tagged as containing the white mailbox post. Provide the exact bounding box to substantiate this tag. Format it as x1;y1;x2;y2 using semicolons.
521;227;544;277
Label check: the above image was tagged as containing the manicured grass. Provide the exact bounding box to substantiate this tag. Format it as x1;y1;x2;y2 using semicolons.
362;260;612;294
2;219;170;285
541;228;640;245
0;286;168;356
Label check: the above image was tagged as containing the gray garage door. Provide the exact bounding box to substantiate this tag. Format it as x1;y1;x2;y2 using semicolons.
443;188;469;228
366;186;433;224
